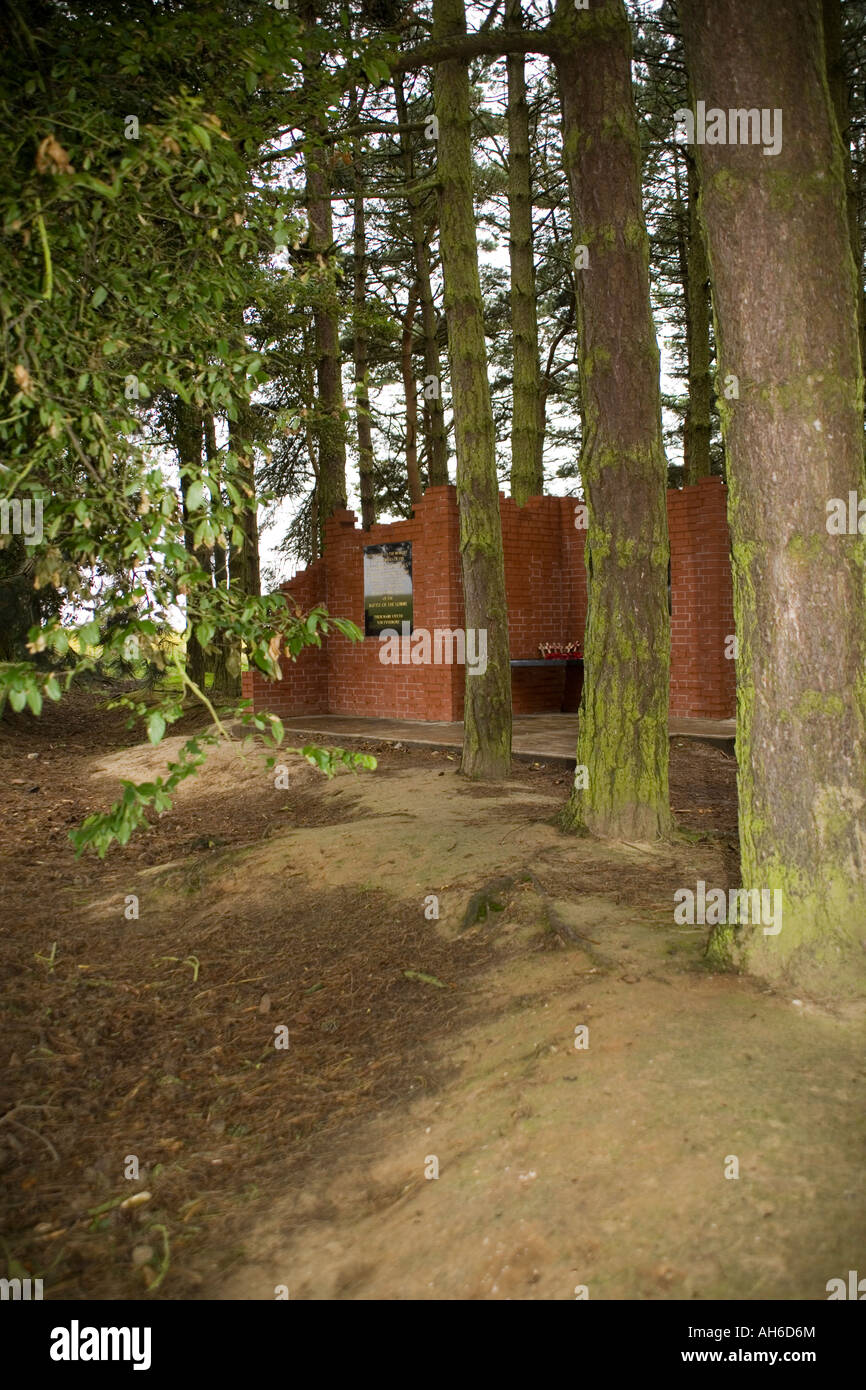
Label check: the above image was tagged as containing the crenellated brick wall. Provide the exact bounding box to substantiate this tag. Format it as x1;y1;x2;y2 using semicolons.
242;476;734;723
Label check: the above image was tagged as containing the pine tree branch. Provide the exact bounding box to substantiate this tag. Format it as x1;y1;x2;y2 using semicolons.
391;26;561;75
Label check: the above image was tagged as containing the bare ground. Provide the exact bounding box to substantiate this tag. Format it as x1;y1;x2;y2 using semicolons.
0;688;863;1300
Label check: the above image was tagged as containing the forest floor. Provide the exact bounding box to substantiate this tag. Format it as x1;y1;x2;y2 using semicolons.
1;686;863;1301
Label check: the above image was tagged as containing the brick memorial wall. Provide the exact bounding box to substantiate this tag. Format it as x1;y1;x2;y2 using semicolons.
242;476;734;723
668;476;736;720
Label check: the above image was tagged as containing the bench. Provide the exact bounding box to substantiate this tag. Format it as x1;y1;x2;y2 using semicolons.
509;658;584;713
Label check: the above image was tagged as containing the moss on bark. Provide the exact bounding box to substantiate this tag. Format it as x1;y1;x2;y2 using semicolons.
681;0;866;1001
434;0;512;780
554;0;672;842
393;74;450;487
302;7;347;547
506;0;543;505
684;158;713;484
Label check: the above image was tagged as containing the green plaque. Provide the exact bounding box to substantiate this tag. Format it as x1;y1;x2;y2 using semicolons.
364;541;413;637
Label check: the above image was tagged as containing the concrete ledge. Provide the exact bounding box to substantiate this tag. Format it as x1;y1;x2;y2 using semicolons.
256;713;735;768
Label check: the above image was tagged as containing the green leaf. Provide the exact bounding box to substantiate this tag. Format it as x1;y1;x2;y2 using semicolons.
74;173;119;199
91;285;108;308
363;56;391;84
26;686;43;717
147;711;166;745
9;689;27;713
193;519;215;548
186;481;206;511
403;970;448;989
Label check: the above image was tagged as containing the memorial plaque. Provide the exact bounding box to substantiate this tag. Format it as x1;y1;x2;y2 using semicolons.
364;541;413;637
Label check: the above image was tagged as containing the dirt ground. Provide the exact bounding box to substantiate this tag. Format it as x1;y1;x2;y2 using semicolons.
0;687;863;1300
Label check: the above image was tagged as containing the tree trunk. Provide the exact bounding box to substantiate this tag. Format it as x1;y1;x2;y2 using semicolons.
683;154;713;484
680;0;866;1000
302;334;320;564
555;0;672;840
401;288;423;504
176;399;208;691
0;540;38;663
536;385;547;486
506;0;543;504
822;0;866;383
352;135;377;530
394;73;450;486
205;413;241;698
209;531;235;696
434;0;512;780
538;295;575;483
302;7;347;547
230;402;261;600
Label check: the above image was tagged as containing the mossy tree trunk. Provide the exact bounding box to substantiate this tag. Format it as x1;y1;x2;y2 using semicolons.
229;402;261;601
506;0;543;504
301;330;320;563
823;0;866;382
205;413;241;698
394;74;449;487
306;158;347;539
401;287;423;504
434;0;512;779
683;154;713;484
680;0;866;999
352;134;377;530
554;0;672;840
176;398;208;691
302;6;347;548
209;535;234;695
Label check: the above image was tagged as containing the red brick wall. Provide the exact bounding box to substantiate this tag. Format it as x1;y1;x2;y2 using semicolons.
245;488;464;722
667;476;736;719
244;479;734;723
501;492;586;712
323;487;464;720
241;556;328;718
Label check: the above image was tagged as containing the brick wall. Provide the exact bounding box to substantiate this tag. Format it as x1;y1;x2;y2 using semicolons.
667;476;736;719
244;478;734;723
241;555;328;718
323;487;464;720
501;492;586;713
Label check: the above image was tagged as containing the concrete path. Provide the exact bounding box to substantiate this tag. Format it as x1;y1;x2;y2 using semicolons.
279;713;736;767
